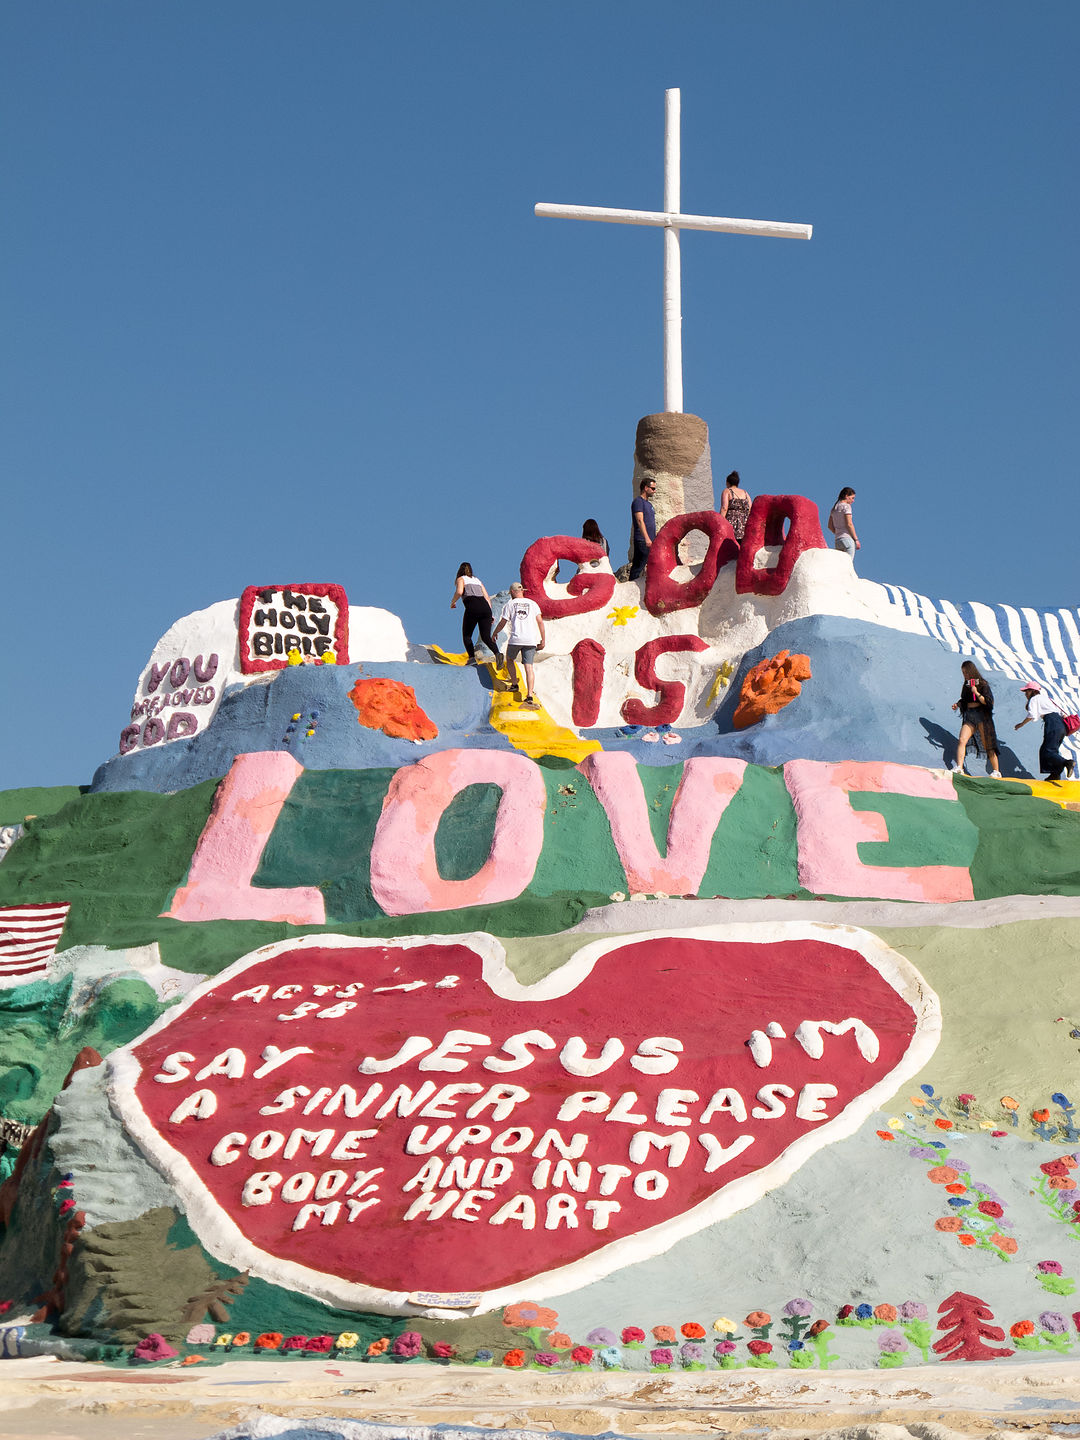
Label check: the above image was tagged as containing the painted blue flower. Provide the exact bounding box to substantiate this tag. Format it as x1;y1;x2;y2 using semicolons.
598;1346;622;1368
948;1196;970;1208
475;1348;493;1362
1051;1093;1072;1108
920;1084;935;1097
929;1141;947;1149
787;1339;804;1351
855;1304;873;1319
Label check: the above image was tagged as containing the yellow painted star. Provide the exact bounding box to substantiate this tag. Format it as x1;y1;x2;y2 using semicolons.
707;660;735;704
606;605;639;627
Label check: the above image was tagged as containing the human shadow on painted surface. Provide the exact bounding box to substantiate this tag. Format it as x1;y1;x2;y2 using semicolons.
919;717;1031;779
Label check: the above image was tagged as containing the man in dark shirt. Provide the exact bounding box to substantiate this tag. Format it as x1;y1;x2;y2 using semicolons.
629;477;657;580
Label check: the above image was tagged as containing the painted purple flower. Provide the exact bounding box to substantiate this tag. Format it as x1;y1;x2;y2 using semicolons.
1037;1261;1064;1275
650;1346;674;1366
1039;1311;1068;1334
897;1301;928;1321
783;1298;813;1317
1059;1189;1080;1204
878;1333;908;1354
534;1352;557;1367
586;1327;618;1347
970;1181;1005;1204
681;1342;705;1363
714;1340;736;1356
908;1147;938;1161
391;1330;423;1358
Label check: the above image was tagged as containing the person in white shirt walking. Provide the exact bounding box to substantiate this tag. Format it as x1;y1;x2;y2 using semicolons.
493;582;546;709
1015;682;1074;784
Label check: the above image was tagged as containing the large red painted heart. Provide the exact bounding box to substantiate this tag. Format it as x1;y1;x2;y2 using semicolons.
109;924;938;1314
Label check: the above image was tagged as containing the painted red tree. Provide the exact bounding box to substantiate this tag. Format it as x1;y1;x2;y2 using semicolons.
932;1291;1014;1362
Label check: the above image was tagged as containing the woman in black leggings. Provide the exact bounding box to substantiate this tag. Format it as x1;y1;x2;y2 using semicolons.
451;563;500;664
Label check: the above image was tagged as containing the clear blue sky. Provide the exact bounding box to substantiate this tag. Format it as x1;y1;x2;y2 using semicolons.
3;2;1076;788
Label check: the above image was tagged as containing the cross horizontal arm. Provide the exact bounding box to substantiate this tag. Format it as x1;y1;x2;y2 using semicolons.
535;201;812;241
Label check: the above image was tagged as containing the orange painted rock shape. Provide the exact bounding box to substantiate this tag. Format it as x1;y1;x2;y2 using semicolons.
348;677;438;741
732;650;811;730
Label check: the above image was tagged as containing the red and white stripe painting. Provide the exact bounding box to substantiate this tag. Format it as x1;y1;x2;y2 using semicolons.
0;903;70;987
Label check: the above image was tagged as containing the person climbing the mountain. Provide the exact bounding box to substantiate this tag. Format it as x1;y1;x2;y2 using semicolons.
450;563;499;665
719;470;751;542
828;487;860;559
1015;682;1074;784
492;582;546;708
950;660;1001;777
581;518;609;556
629;477;657;579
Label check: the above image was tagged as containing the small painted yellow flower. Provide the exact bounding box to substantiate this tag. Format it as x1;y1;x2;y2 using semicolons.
606;605;639;627
713;1316;737;1334
979;1120;996;1130
336;1332;359;1349
887;1117;904;1129
214;1333;233;1346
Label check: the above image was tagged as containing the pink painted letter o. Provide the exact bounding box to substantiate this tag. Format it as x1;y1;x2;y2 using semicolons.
370;749;547;916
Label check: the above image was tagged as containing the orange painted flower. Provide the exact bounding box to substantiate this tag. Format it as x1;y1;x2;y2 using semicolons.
1000;1096;1019;1111
991;1233;1018;1254
680;1322;706;1339
1010;1320;1035;1337
651;1325;677;1342
875;1130;895;1141
503;1301;559;1330
1065;1155;1079;1169
935;1216;963;1232
1032;1109;1051;1122
910;1095;927;1107
503;1348;526;1367
232;1332;251;1347
367;1337;390;1356
934;1119;953;1130
958;1234;976;1246
744;1311;771;1327
180;1355;205;1365
548;1332;572;1350
1049;1176;1072;1190
927;1166;959;1185
945;1183;967;1194
873;1304;897;1322
255;1333;283;1349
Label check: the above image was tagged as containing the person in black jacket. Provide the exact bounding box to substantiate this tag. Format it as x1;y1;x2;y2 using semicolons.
951;660;1000;777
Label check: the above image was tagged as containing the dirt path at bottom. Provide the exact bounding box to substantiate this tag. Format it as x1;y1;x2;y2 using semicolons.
1;1355;1079;1440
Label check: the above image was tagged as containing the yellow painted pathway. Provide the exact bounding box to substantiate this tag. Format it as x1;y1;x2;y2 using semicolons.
484;660;599;763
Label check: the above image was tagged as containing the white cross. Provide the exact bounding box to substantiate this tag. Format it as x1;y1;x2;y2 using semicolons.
536;89;812;414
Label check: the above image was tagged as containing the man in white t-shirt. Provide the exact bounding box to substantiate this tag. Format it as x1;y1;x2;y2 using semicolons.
493;582;546;708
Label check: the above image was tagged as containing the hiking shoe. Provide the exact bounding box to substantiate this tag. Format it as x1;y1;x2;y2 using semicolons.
522;696;540;709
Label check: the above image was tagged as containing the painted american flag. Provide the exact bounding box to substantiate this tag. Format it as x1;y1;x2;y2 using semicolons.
0;902;71;987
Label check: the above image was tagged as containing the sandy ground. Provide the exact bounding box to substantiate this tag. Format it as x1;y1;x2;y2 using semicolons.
1;1356;1080;1440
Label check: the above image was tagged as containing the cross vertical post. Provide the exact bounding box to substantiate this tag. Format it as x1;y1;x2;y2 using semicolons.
663;88;682;413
